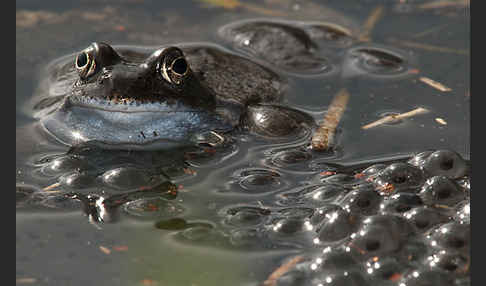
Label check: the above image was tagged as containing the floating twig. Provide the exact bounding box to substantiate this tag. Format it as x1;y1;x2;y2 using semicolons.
362;107;430;130
42;182;61;192
359;6;385;42
99;245;111;254
262;256;304;286
419;0;469;10
412;24;448;38
16;278;37;284
419;77;452;92
435;118;447;125
311;88;350;151
197;0;287;16
387;38;468;55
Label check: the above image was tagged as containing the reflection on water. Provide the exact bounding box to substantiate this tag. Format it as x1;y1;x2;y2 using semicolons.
16;1;469;285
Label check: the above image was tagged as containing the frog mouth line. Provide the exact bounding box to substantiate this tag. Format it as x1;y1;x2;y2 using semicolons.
67;93;206;114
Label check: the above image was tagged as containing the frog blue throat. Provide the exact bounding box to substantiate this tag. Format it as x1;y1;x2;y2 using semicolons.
40;95;237;149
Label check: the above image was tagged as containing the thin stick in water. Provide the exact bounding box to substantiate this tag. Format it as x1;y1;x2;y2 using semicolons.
359;6;385;41
311;88;350;151
419;77;452;92
387;38;468;55
262;256;304;286
362;107;430;130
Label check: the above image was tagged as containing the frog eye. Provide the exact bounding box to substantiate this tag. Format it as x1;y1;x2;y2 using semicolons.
157;47;190;85
170;57;188;76
75;51;97;80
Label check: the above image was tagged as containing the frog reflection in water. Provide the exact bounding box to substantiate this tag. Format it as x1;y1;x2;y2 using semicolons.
32;19;410;149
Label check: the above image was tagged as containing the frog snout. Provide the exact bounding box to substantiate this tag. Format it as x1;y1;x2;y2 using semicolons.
102;66;151;95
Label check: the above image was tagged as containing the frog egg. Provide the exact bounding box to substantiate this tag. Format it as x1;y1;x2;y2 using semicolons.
267;216;316;247
313;246;360;272
348;215;414;258
101;166;153;190
310;204;342;227
154;217;188;230
397;269;455;286
178;223;216;242
38;194;83;211
373;162;425;194
312;271;370;286
315;205;358;242
419;176;465;207
41;155;92;176
423;250;469;276
421;150;469;179
304;183;346;203
426;222;470;254
364;256;407;284
233;168;285;194
223;206;270;227
277;207;315;219
453;201;470;224
123;197;185;220
407;150;434;168
272;149;312;165
229;228;263;247
278;184;323;206
271;217;309;235
339;188;383;216
403;206;451;232
341;45;413;80
357;163;387;178
321;173;357;186
379;193;423;214
58;172;95;189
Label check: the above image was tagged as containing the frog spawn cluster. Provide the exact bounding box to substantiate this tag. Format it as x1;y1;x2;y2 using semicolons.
17;149;470;285
215;149;469;286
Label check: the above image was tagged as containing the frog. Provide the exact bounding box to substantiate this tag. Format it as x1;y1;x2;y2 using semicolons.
29;19;411;150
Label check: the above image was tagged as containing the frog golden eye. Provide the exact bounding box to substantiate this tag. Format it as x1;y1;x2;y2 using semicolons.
170;57;188;76
160;56;189;85
75;51;97;80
